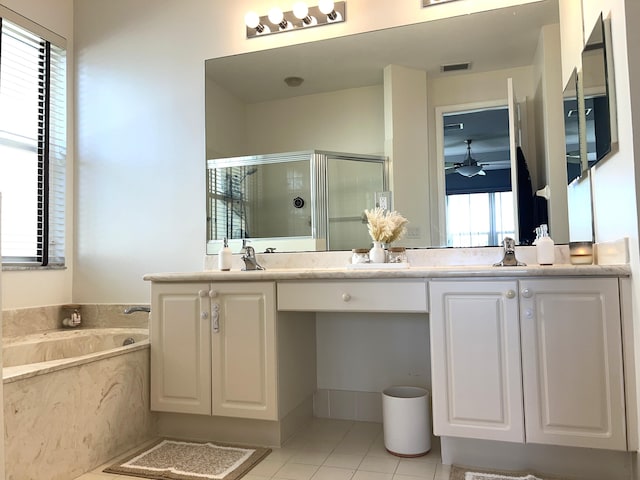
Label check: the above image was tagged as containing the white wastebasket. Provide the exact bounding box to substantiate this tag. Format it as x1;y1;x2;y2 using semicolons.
382;386;431;457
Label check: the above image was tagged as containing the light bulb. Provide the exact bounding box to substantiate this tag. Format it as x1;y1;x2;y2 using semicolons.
293;1;316;25
244;11;261;29
268;7;284;25
318;0;340;21
292;2;309;19
318;0;335;14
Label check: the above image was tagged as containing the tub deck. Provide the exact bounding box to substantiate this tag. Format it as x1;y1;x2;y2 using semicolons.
3;327;149;383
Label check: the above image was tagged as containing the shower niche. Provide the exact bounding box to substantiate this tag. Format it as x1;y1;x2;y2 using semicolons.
206;150;388;253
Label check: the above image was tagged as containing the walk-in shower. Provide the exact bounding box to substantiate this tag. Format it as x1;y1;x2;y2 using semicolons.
206;150;387;253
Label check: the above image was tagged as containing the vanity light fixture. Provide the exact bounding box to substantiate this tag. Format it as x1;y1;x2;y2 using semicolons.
245;1;345;38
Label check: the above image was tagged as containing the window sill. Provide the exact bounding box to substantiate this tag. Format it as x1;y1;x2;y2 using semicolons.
2;265;67;272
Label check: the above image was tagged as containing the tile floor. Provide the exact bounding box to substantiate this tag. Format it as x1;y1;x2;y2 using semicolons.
74;419;450;480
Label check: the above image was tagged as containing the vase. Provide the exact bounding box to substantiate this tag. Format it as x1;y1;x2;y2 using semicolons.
369;241;386;263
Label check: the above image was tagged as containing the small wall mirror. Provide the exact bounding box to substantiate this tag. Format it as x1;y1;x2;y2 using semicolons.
581;13;616;170
564;69;594;243
564;68;581;184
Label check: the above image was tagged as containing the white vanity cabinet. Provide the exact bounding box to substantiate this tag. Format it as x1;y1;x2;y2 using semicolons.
429;280;525;443
151;281;277;420
519;278;625;450
430;277;626;450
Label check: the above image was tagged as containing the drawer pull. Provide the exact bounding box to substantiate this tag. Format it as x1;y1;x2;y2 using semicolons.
342;293;351;302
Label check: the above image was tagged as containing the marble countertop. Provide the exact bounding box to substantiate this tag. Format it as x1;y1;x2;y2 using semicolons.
144;240;631;282
144;263;630;282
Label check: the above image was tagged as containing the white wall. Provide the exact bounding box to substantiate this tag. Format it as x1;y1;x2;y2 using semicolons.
0;0;74;309
532;24;569;243
205;78;246;159
384;65;430;247
246;86;384;156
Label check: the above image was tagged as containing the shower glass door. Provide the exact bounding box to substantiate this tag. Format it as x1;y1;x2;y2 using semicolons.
326;156;386;251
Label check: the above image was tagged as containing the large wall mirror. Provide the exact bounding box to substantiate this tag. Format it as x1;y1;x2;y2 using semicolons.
205;0;566;252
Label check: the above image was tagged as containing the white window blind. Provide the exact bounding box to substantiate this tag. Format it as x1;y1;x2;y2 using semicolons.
0;17;67;265
207;166;248;240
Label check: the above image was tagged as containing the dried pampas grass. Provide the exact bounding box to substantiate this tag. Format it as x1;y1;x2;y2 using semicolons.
364;207;408;244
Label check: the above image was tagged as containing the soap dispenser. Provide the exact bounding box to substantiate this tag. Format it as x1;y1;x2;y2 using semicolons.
218;237;232;271
536;224;555;265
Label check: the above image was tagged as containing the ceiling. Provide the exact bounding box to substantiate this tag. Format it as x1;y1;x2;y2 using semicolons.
444;108;512;171
205;0;559;104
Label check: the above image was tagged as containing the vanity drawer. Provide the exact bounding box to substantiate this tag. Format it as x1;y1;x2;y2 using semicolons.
277;280;428;313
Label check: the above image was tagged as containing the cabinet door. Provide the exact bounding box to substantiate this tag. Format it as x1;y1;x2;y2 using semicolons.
211;282;277;420
430;280;524;442
520;278;626;450
151;282;212;414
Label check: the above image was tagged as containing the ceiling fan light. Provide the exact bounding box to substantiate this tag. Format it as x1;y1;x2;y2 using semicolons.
456;165;483;177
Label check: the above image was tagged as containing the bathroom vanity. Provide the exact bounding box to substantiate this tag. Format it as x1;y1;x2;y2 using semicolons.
145;246;635;461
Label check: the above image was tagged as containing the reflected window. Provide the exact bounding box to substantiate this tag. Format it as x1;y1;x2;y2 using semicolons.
446;192;515;247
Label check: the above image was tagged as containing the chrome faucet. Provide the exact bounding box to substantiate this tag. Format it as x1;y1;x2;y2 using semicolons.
61;306;82;328
493;237;526;267
124;306;151;314
241;245;265;271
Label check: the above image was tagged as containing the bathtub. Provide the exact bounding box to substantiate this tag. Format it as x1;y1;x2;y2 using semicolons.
3;327;149;383
3;327;155;480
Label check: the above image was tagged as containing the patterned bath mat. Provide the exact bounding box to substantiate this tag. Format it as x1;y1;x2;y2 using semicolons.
104;438;271;480
450;465;566;480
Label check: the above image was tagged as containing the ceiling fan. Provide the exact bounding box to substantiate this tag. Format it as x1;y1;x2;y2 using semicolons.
446;139;486;177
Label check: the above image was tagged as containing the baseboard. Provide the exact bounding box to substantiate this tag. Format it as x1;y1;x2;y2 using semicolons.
313;388;383;422
441;436;634;480
279;395;314;445
156;413;284;448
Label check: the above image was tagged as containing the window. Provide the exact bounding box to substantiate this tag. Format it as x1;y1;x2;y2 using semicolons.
446;191;515;247
0;15;66;266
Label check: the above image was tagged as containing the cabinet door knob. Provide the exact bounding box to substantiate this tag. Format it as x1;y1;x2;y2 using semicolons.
198;289;208;298
505;290;516;299
521;288;532;298
524;308;534;319
342;293;351;302
209;290;218;298
201;311;209;320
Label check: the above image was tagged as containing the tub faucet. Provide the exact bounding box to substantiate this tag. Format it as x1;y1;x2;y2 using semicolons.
61;308;81;328
241;245;265;271
124;306;151;314
494;237;526;267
